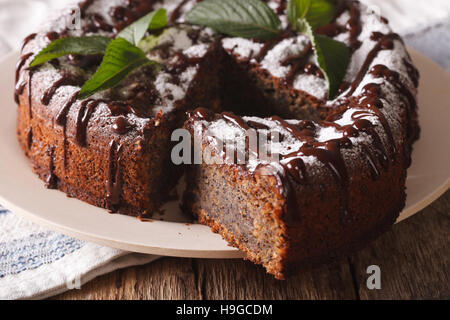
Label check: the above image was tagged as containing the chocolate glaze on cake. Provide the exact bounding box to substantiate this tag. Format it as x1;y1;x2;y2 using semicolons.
16;0;419;279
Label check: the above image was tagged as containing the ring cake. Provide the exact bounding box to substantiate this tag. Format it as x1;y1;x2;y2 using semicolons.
15;0;419;279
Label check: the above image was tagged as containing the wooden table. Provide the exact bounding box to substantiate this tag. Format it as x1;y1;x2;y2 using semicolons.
55;190;449;300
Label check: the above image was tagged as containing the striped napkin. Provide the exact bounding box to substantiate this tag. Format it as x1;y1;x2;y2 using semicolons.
0;207;158;299
0;0;449;300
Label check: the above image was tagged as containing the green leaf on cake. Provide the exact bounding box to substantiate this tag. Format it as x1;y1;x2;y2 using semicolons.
287;0;311;26
299;19;350;99
117;8;167;46
288;0;335;30
186;0;282;40
29;36;111;67
30;8;167;68
306;0;335;30
138;28;171;53
288;1;348;99
78;38;160;100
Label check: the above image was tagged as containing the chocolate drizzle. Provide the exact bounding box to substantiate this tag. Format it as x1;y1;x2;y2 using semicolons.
75;99;102;147
78;0;94;18
14;81;26;105
14;40;36;114
21;33;37;50
41;74;83;106
56;91;80;126
280;42;313;86
403;58;420;88
106;140;123;212
27;127;33;150
113;116;131;134
109;0;155;33
169;0;190;24
46;147;58;189
15;53;33;84
56;91;80;168
370;64;417;112
85;13;113;33
345;33;402;97
222;112;250;130
347;1;362;51
303;63;324;78
287;119;352;222
269;115;354;225
316;0;362;52
28;70;34;118
14;53;33;104
253;31;293;62
169;51;205;75
275;0;287;15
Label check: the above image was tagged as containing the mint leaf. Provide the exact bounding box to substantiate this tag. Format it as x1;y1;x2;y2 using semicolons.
117;8;167;46
287;0;311;26
306;0;335;30
78;38;157;100
186;0;282;40
300;20;349;99
29;36;111;67
288;0;335;30
138;33;164;53
314;34;350;99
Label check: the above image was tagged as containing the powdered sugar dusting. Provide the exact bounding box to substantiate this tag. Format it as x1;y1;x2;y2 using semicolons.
162;27;193;52
261;36;310;78
222;38;263;62
184;44;209;58
293;74;328;99
153;72;186;113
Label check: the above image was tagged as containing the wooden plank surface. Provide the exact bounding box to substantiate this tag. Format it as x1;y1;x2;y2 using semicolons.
55;190;450;300
350;190;450;299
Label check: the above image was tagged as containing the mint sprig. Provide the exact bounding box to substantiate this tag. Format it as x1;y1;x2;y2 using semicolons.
117;8;167;46
288;0;335;30
78;38;159;100
30;9;168;99
29;36;111;67
288;0;349;99
298;19;349;99
287;0;311;26
187;0;348;99
186;0;282;40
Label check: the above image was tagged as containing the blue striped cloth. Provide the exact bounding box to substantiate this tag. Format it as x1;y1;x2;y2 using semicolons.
0;205;158;299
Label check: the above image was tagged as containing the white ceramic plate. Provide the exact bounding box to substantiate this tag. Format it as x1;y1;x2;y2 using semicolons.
0;49;449;258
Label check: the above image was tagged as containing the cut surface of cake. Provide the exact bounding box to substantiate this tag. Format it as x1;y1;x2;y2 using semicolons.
15;0;420;279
